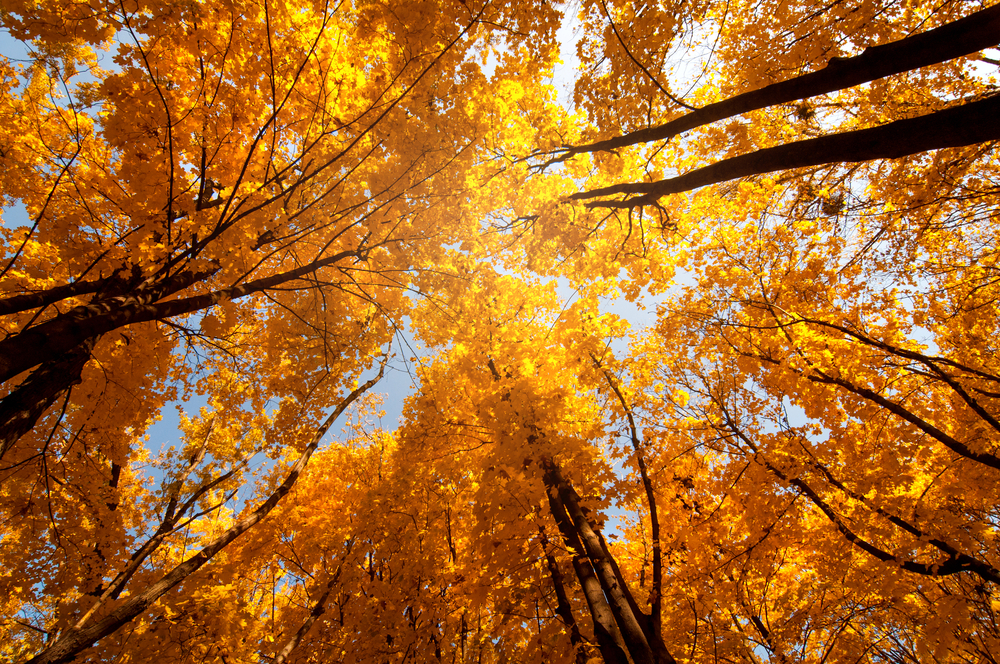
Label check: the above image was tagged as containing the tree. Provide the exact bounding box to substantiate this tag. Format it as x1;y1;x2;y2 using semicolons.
0;0;565;660
527;0;1000;659
4;0;1000;661
509;0;1000;659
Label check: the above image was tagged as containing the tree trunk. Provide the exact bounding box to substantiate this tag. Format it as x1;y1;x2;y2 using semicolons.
546;483;630;664
0;277;109;317
555;4;1000;159
0;248;365;384
0;337;96;460
539;526;587;663
595;530;676;664
0;248;364;459
544;459;671;664
573;94;1000;208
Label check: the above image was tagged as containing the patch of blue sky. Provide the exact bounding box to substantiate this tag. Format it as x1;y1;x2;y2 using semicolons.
0;24;121;227
0;29;31;230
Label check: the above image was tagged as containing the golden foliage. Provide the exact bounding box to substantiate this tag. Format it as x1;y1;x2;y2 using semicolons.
2;0;999;662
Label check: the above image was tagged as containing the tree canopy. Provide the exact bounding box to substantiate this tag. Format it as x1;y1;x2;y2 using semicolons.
2;0;999;662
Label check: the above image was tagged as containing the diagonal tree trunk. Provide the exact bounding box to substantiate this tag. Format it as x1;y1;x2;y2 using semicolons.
543;458;678;664
546;480;631;664
538;525;588;663
0;247;366;460
594;529;676;664
573;94;1000;208
0;337;96;460
0;248;366;384
0;277;110;317
552;4;1000;161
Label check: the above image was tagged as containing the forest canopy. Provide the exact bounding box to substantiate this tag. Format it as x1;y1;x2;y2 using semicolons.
1;0;999;662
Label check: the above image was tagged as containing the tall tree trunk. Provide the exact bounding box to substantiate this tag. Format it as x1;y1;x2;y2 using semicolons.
546;483;630;664
544;459;675;664
596;531;676;664
553;4;1000;160
573;94;1000;208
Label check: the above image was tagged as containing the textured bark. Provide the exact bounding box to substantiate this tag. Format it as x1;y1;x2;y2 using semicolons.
547;484;630;664
573;94;1000;208
556;4;1000;159
595;530;676;664
539;526;587;663
0;336;96;461
23;368;383;664
545;460;669;664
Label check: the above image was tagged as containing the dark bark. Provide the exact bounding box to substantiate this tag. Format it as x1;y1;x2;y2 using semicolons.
0;245;364;384
0;336;96;460
0;248;363;460
0;278;108;317
547;482;631;664
595;530;676;664
573;94;1000;208
23;367;383;664
0;265;217;384
553;4;1000;160
784;316;1000;438
802;450;1000;584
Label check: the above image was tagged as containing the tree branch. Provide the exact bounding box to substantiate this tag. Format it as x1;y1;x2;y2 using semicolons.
551;4;1000;161
24;362;385;664
573;94;1000;208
